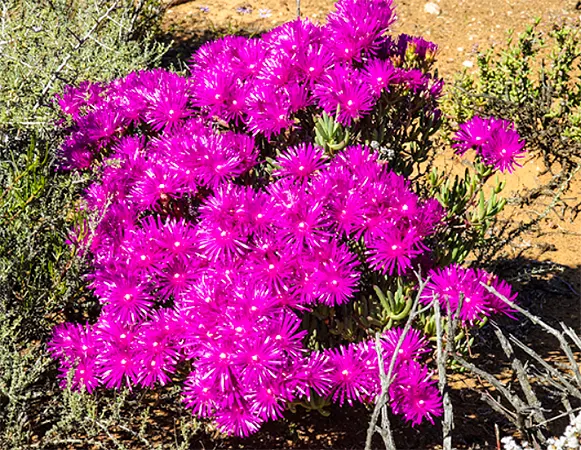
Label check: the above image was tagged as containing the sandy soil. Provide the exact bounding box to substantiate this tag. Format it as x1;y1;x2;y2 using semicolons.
163;0;581;269
164;0;580;77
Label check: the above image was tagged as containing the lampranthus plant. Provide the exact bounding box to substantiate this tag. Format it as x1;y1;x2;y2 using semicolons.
452;115;526;173
49;0;525;437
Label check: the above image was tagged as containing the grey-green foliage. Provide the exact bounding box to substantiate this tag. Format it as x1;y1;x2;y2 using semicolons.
0;0;175;448
0;307;53;446
0;0;168;137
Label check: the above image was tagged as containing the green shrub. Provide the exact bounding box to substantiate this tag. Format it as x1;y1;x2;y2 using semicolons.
0;0;167;137
0;0;169;447
445;21;581;261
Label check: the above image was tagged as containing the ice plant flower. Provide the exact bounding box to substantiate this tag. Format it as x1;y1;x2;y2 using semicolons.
421;264;517;323
48;0;522;437
453;116;526;172
481;122;527;173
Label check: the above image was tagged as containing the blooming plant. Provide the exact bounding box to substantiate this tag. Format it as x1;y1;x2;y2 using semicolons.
49;0;526;437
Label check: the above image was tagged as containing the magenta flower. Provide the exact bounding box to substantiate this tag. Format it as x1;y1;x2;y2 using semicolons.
193;66;239;119
264;19;324;64
313;242;361;306
390;361;442;426
60;358;101;394
248;383;287;421
364;58;397;96
453;116;526;172
328;188;367;238
58;134;95;171
421;264;518;323
326;0;395;61
49;323;101;393
99;277;153;324
154;259;200;300
313;65;374;125
144;73;192;131
452;115;494;155
477;269;518;318
365;223;424;275
325;344;374;406
155;218;199;263
99;348;138;390
296;43;335;84
235;335;283;384
196;223;249;262
275;143;328;181
134;311;182;387
381;327;429;364
295;352;333;400
278;199;332;251
182;372;218;417
130;163;182;211
245;85;294;138
258;53;298;88
214;405;263;437
55;81;101;120
267;313;307;359
481;123;526;173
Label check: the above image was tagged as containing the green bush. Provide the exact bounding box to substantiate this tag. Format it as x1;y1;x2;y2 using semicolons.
0;0;171;447
0;0;167;137
445;21;581;261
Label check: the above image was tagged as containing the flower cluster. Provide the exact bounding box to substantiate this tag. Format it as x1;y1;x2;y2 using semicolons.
58;0;443;172
49;0;520;437
51;127;445;434
421;264;516;323
50;318;442;435
452;116;526;173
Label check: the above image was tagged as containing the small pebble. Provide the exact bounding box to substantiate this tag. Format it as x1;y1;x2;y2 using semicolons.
463;60;474;68
424;2;441;15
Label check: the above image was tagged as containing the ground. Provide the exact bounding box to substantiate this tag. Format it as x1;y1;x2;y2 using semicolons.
159;1;581;448
164;0;578;76
164;0;581;268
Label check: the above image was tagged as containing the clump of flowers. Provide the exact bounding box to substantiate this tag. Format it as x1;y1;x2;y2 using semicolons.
421;264;516;323
452;115;526;173
49;0;524;437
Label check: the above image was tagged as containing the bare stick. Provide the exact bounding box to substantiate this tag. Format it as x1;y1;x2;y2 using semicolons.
493;325;545;425
372;332;396;450
561;396;575;423
535;403;581;428
482;283;581;388
33;0;120;111
509;335;581;397
434;303;454;450
365;274;432;450
454;355;527;414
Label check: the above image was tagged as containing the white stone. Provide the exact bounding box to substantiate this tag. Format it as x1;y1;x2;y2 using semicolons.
424;2;441;15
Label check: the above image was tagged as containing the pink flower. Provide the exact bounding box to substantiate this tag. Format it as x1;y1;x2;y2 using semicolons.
366;223;424;275
481;123;526;173
275;143;328;181
313;65;374;125
390;361;442;426
325;344;375;406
